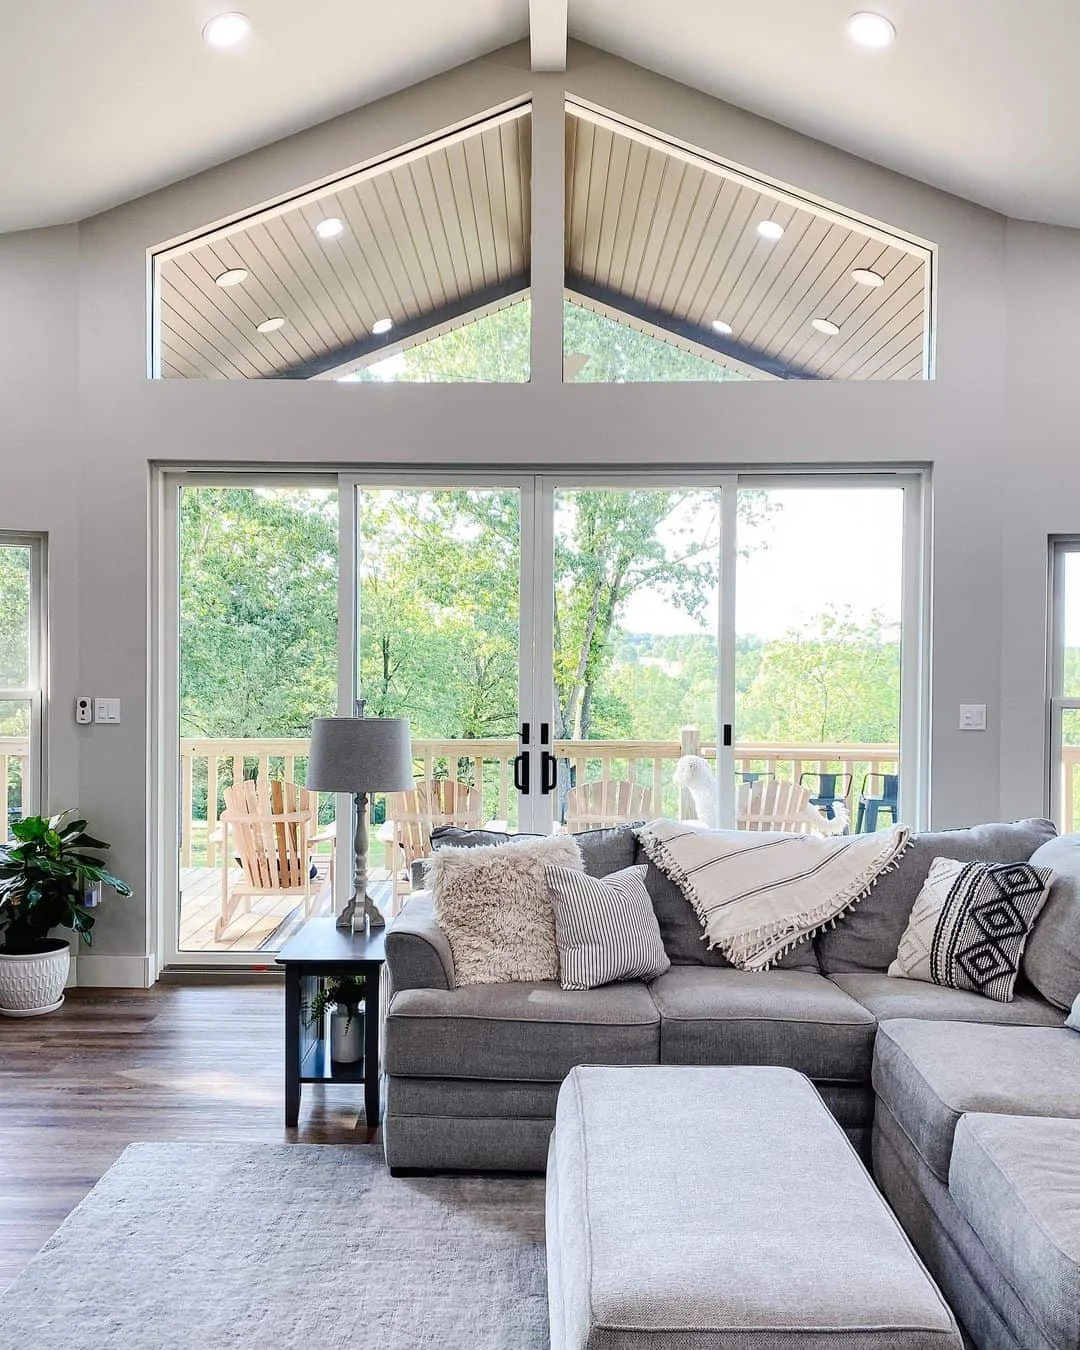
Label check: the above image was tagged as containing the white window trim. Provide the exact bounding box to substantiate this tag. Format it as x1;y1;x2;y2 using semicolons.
1048;538;1080;829
0;531;47;824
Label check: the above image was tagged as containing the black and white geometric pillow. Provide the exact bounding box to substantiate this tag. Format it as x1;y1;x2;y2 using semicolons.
889;857;1055;1002
546;863;671;991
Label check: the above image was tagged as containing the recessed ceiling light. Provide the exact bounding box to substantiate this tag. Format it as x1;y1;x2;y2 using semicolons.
256;316;285;333
371;318;393;335
214;267;248;288
847;12;896;48
202;11;251;49
757;220;784;242
711;319;734;335
812;317;841;336
315;217;345;241
851;268;885;288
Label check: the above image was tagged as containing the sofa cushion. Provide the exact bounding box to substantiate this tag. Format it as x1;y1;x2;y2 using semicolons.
815;819;1057;975
430;823;639;879
638;851;819;971
872;1019;1080;1181
830;971;1065;1027
1025;834;1080;1010
648;965;877;1081
385;981;660;1081
949;1113;1080;1350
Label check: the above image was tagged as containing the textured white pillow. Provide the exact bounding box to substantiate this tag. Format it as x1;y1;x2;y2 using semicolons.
430;834;582;987
547;863;670;991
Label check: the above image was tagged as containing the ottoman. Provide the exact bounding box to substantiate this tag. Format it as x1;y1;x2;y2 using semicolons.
546;1065;962;1350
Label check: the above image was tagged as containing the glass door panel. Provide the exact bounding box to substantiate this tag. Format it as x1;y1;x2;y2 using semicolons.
734;485;904;832
355;486;527;884
176;485;340;953
548;486;724;830
0;538;39;845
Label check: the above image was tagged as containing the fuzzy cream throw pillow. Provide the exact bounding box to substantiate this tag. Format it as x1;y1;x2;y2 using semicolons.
430;834;583;986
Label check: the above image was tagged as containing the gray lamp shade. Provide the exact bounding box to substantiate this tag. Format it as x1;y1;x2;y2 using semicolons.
305;717;414;794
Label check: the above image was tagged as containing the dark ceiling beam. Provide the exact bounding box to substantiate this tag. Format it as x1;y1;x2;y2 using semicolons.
564;272;822;381
280;274;531;380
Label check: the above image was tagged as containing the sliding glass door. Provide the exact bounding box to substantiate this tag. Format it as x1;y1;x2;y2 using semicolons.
161;469;925;966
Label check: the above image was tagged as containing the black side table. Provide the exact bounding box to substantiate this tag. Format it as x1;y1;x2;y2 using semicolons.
275;917;386;1128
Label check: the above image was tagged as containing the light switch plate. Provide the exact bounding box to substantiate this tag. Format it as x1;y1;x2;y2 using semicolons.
959;704;987;731
93;697;121;725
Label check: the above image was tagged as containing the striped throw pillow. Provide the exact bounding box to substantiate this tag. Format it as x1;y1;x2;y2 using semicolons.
546;863;670;991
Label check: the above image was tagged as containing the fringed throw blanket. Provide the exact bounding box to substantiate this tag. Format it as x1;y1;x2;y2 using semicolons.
636;819;911;970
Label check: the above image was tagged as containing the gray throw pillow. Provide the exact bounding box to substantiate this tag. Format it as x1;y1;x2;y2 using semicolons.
430;823;639;878
889;857;1055;1002
815;819;1058;974
1025;835;1080;1010
547;863;670;991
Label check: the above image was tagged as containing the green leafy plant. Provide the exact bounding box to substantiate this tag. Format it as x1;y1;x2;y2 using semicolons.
0;813;132;955
307;974;366;1033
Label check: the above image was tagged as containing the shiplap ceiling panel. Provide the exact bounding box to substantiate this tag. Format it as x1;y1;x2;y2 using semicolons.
157;108;532;379
564;108;932;380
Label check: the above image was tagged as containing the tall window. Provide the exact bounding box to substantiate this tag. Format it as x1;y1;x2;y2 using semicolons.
1049;540;1080;830
0;534;45;844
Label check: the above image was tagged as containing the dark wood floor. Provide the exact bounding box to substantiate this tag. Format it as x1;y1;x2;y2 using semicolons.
0;983;376;1293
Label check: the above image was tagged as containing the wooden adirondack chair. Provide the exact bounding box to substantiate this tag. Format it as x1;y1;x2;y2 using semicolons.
384;778;484;900
737;778;845;835
217;779;317;940
564;779;654;831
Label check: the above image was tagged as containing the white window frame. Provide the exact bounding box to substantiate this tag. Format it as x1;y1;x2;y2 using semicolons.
1048;538;1080;830
153;465;929;970
0;531;47;828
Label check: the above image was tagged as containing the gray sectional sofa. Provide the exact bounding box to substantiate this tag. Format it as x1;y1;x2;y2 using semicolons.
383;817;1080;1350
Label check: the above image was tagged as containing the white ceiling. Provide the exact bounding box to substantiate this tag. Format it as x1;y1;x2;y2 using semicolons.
3;0;1080;234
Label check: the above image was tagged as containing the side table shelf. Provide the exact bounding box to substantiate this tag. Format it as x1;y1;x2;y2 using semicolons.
276;918;386;1128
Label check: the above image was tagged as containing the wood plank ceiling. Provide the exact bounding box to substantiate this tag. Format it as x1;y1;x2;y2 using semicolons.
566;108;931;381
156;107;532;379
155;102;932;382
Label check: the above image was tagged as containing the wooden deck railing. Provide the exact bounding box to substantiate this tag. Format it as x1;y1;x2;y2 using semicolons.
177;731;902;866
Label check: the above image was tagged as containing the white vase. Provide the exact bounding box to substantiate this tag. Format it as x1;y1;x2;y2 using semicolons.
0;940;70;1017
330;1006;364;1066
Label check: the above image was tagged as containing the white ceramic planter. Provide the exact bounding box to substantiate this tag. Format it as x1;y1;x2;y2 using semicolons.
0;940;70;1017
330;1006;364;1066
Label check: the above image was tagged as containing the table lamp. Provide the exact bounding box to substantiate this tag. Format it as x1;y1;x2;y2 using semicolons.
306;715;413;930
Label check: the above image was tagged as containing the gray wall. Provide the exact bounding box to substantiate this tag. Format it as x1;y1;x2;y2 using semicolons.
0;41;1073;983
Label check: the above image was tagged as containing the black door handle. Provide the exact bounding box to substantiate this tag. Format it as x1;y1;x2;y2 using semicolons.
540;751;558;795
513;751;531;794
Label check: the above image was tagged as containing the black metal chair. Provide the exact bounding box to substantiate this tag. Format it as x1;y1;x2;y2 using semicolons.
856;772;899;832
798;771;853;822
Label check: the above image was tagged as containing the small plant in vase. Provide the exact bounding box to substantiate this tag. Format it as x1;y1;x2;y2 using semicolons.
0;812;132;1016
308;973;367;1067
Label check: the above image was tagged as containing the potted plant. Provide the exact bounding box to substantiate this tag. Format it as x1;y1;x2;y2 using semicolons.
0;812;132;1017
308;973;366;1067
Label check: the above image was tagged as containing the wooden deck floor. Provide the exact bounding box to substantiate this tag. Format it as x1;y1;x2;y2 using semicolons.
178;866;393;954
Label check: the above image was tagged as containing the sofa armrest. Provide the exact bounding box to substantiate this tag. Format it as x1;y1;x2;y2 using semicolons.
386;894;454;992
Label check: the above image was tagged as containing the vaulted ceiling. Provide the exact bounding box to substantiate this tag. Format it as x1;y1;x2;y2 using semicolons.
4;1;1080;234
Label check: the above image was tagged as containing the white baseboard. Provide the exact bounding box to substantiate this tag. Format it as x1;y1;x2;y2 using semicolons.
74;953;157;989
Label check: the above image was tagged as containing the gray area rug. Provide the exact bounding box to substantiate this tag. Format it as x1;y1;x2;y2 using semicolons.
1;1143;548;1349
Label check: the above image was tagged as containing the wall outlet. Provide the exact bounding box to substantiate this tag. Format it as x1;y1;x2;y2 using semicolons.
959;704;987;731
93;697;121;725
75;696;92;725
